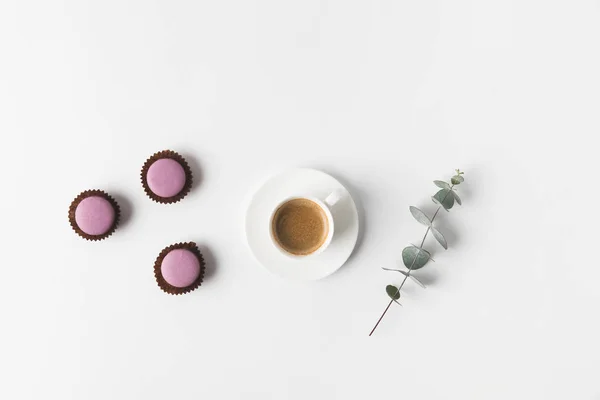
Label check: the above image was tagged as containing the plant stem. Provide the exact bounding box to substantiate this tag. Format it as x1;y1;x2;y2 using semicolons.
368;186;453;336
368;299;394;336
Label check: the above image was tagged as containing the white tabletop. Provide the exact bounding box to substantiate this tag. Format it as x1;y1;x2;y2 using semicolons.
1;1;599;399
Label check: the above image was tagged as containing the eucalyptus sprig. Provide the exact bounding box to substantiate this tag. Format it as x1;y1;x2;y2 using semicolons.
369;169;465;336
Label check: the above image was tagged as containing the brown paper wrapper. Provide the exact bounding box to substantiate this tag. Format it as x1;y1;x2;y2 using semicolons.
68;190;120;241
141;150;193;204
154;242;205;295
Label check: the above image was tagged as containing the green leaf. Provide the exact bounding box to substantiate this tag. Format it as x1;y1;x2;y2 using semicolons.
434;180;451;189
451;175;464;185
402;246;431;270
399;270;426;288
386;285;400;300
431;226;448;249
432;189;455;211
409;206;431;226
451;190;462;205
383;267;427;288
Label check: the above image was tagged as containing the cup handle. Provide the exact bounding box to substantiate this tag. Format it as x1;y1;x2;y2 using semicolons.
324;189;345;208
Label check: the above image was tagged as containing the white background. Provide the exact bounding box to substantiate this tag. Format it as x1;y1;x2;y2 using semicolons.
1;1;599;399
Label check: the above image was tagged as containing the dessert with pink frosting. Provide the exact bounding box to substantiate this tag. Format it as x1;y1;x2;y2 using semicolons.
154;242;205;295
141;150;192;204
69;190;120;241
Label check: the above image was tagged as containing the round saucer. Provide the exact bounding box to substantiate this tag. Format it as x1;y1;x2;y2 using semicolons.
245;168;359;280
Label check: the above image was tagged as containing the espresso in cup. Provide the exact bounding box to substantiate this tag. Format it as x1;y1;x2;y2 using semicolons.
271;198;330;256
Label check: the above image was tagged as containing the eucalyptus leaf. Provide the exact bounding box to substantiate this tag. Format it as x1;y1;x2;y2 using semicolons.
397;270;426;288
386;285;400;300
434;180;451;189
433;189;455;211
382;267;426;288
431;226;448;249
406;245;435;262
451;175;464;185
451;190;462;205
402;246;431;270
409;206;431;226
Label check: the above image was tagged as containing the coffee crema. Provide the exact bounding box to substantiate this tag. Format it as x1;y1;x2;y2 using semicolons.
271;198;329;256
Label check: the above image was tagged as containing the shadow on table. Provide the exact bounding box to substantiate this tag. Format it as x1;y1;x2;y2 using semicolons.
110;191;134;229
195;243;218;283
181;152;203;196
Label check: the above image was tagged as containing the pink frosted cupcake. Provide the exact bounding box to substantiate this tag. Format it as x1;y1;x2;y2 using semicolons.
141;150;192;204
69;190;120;241
154;242;205;295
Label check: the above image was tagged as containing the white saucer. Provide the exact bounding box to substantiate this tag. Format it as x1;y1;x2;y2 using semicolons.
245;168;359;281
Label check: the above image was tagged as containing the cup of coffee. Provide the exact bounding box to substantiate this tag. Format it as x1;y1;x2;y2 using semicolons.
270;190;343;258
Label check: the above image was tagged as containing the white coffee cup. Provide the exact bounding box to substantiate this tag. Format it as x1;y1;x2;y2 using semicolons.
270;190;344;258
